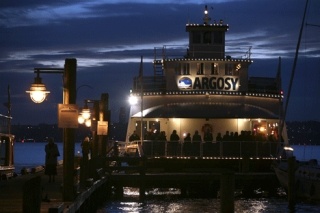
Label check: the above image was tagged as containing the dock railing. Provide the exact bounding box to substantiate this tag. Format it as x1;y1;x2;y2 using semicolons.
125;140;279;159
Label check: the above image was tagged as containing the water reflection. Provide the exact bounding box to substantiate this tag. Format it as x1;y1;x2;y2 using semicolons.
98;187;320;213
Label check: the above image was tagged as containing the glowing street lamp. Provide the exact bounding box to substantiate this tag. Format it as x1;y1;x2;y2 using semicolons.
81;106;91;120
78;96;109;158
78;100;93;127
84;119;92;127
25;59;77;202
26;70;50;103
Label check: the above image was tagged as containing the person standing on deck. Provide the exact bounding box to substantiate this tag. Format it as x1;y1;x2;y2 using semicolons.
192;130;202;142
129;131;140;142
169;130;180;156
184;133;191;142
204;129;213;142
170;130;180;141
45;138;60;183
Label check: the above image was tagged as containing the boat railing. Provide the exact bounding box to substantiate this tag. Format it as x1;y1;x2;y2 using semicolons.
124;140;279;159
133;76;166;92
154;45;252;61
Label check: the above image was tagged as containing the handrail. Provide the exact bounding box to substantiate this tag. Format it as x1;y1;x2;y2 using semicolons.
124;140;279;159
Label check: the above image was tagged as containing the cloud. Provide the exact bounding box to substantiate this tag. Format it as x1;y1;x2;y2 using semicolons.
0;0;320;124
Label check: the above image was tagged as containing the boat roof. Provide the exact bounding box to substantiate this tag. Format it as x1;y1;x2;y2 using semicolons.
132;102;278;119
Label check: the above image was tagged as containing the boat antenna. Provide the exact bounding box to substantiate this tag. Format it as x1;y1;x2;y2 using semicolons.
203;5;211;24
7;84;11;135
280;0;309;142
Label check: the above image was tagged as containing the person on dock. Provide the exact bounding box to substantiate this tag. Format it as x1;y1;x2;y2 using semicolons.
81;136;92;161
45;138;60;183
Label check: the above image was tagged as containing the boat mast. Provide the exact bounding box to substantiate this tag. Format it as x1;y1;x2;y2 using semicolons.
280;0;309;142
139;56;144;144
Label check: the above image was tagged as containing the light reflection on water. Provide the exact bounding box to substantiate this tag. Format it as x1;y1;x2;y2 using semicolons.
98;187;320;213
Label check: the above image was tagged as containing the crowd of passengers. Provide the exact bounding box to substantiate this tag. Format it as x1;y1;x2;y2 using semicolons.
129;129;278;142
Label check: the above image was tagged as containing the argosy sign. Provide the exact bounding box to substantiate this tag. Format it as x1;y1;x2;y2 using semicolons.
177;76;239;91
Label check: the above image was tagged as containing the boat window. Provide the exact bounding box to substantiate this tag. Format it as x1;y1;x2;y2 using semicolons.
0;137;8;165
192;32;201;44
149;121;160;134
134;121;147;139
175;64;181;75
211;63;219;75
225;63;233;75
197;63;204;75
182;63;190;75
214;31;223;44
203;31;212;44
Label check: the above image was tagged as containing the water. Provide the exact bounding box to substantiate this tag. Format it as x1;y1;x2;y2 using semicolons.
14;142;82;173
13;143;320;212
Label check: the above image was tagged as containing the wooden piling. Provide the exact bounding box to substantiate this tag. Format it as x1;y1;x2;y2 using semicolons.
220;171;234;213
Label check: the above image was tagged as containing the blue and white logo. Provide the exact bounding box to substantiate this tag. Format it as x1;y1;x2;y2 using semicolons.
178;77;192;89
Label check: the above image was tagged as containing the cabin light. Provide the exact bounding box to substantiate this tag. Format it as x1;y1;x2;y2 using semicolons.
26;76;50;103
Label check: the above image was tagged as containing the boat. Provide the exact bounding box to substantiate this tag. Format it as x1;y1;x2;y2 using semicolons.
22;138;35;143
0;86;15;180
274;158;320;201
272;0;320;201
125;6;288;173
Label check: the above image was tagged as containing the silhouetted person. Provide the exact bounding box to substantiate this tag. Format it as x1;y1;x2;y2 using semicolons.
170;130;180;141
222;131;230;141
204;129;213;142
192;130;202;142
159;131;167;141
184;133;191;142
45;138;60;183
169;130;179;156
129;131;140;141
81;136;91;161
216;132;222;141
234;132;239;141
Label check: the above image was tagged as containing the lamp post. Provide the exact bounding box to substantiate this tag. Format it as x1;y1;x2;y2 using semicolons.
26;58;77;201
78;93;109;158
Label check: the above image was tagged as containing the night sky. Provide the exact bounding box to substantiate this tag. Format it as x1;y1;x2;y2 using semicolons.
0;0;319;125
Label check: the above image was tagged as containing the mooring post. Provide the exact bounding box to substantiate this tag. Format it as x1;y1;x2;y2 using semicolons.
139;157;146;200
220;171;234;213
288;156;296;211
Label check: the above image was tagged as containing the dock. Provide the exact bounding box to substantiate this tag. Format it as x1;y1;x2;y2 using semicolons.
0;154;282;212
0;162;108;213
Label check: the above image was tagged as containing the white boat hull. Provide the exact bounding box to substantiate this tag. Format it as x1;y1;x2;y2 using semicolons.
274;160;320;201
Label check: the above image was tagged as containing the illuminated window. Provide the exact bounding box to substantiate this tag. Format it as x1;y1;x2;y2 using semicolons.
225;63;233;75
197;63;204;75
182;63;190;75
211;63;219;75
